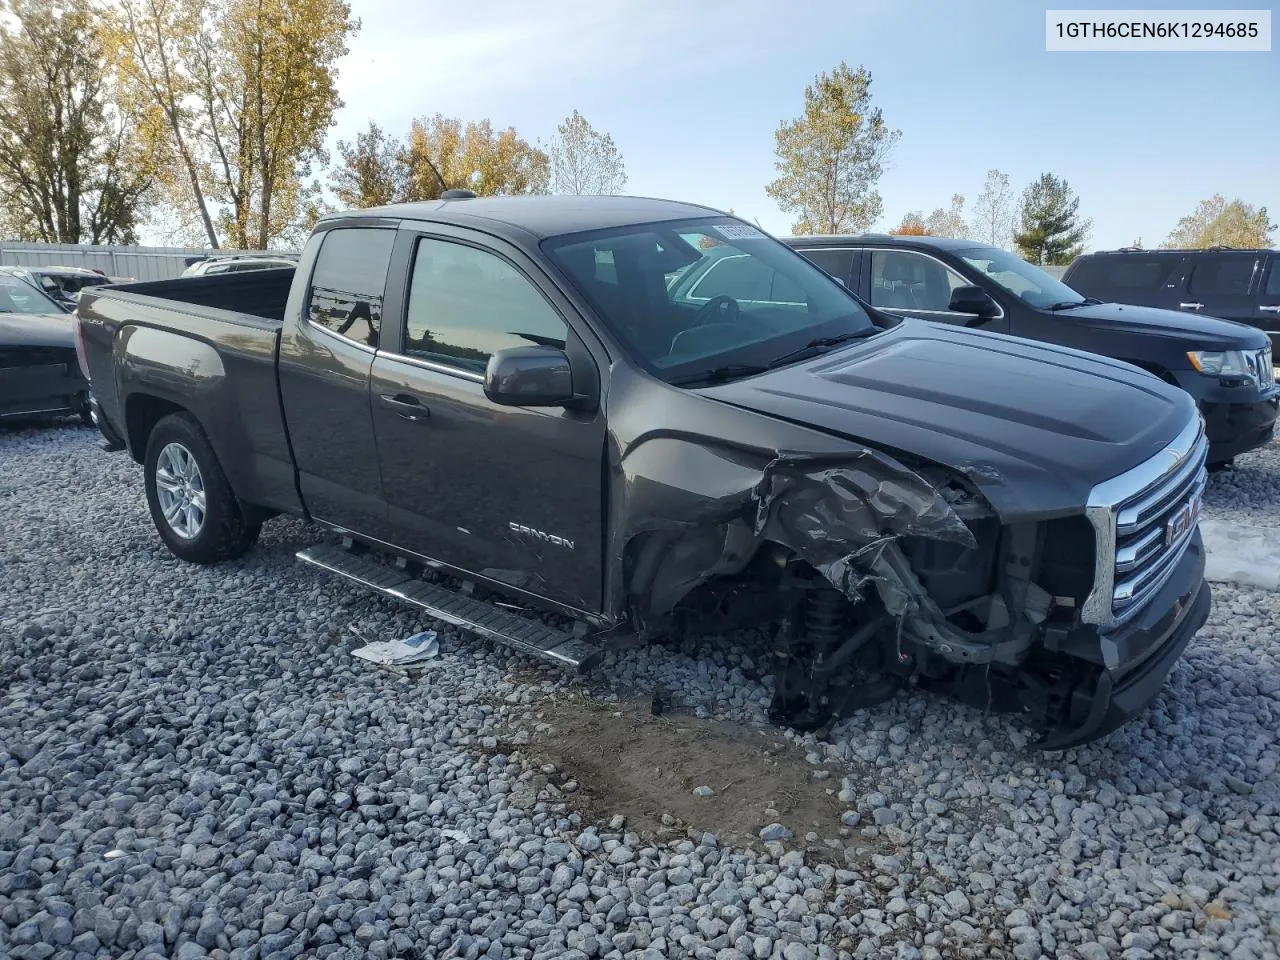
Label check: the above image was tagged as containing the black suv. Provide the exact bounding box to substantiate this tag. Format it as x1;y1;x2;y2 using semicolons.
1062;247;1280;355
785;235;1277;466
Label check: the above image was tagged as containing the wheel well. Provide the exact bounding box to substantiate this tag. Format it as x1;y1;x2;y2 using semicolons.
1122;359;1177;385
124;394;186;463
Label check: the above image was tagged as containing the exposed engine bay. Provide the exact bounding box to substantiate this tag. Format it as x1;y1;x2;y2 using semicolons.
619;446;1107;746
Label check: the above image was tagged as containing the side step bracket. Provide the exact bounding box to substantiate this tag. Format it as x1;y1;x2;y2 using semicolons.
297;543;602;672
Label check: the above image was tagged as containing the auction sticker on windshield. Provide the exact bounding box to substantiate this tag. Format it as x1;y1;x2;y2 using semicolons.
714;224;767;241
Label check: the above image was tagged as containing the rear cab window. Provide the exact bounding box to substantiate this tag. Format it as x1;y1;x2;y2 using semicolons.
306;228;396;348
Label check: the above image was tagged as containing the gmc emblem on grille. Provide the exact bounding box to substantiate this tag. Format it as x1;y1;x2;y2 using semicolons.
1165;494;1200;546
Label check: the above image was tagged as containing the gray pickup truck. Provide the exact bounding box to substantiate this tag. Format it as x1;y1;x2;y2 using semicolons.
77;195;1212;749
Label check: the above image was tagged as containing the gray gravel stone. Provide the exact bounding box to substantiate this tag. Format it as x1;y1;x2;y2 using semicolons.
3;421;1280;960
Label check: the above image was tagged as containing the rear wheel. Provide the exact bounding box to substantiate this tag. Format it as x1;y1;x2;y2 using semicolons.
143;412;260;563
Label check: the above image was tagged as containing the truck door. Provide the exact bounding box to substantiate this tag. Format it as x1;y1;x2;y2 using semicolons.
367;227;607;614
278;223;398;538
1260;254;1280;354
1063;252;1186;310
1179;251;1264;325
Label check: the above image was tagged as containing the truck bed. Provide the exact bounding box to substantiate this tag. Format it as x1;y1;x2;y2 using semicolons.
77;269;303;518
103;269;294;323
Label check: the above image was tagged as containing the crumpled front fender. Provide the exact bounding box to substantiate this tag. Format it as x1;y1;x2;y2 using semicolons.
609;435;979;633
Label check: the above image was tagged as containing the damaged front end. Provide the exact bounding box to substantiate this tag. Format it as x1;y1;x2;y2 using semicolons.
614;432;1209;750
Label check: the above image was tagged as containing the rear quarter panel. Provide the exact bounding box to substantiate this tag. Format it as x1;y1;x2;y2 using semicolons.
78;289;302;515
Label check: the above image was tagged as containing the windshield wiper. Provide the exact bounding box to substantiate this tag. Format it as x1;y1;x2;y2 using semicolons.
764;329;878;369
1047;298;1103;311
668;363;771;387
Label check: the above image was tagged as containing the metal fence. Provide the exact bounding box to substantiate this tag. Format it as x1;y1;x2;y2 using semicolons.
0;241;299;282
0;239;1076;284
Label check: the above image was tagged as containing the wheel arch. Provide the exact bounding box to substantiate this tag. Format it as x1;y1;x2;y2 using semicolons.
124;393;188;464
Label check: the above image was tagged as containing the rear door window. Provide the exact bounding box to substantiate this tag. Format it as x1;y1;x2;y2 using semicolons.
796;247;856;286
1187;254;1261;297
1263;257;1280;297
1068;255;1179;292
306;227;396;348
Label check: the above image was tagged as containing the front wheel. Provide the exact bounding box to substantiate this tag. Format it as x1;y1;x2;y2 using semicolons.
143;412;260;563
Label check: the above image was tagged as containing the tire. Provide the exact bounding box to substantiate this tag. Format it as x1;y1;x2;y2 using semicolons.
143;412;261;563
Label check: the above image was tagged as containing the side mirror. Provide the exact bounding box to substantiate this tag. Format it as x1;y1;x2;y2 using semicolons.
484;345;576;407
948;285;1000;319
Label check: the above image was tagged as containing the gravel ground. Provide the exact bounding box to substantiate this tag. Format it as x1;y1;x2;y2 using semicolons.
2;421;1278;960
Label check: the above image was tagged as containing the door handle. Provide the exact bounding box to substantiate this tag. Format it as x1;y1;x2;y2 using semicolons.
1179;302;1204;310
1260;305;1280;313
379;393;429;421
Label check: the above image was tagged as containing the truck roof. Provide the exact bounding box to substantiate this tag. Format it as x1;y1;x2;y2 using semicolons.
326;195;729;240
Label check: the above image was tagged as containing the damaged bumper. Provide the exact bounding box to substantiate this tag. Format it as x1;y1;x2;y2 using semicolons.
613;392;1212;749
1040;533;1211;750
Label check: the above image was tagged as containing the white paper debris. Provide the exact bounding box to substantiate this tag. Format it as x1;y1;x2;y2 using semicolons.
1200;518;1280;591
351;629;440;666
440;829;471;842
104;849;127;859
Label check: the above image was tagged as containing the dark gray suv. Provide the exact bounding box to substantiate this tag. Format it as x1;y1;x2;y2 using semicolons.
786;235;1277;466
1062;247;1280;355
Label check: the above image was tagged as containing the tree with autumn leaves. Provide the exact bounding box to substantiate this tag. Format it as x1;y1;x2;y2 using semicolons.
105;0;356;249
330;116;550;208
0;0;162;244
766;62;899;235
329;109;628;211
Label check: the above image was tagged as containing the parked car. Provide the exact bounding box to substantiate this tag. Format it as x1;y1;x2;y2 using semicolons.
0;264;113;310
0;274;90;422
1062;247;1280;356
785;235;1277;467
77;196;1211;749
181;255;298;277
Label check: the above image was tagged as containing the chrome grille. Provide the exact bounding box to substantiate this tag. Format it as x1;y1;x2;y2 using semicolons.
1082;414;1207;628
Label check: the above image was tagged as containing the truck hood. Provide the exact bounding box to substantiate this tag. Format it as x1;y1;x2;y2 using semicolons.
0;311;76;349
1062;301;1267;349
699;319;1197;521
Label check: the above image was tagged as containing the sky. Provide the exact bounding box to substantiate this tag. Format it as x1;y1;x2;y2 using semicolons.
327;0;1278;250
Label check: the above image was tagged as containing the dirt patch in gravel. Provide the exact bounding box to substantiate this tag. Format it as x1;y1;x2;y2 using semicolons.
517;695;852;850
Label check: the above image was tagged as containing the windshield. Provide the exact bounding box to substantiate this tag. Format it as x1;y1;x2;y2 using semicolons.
958;246;1085;309
545;219;875;382
0;276;64;314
